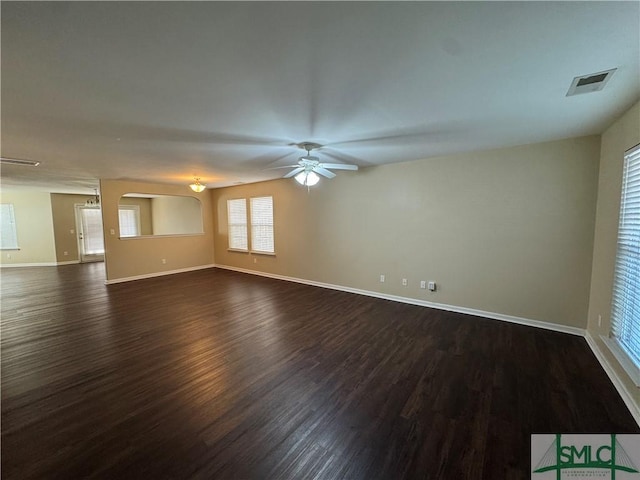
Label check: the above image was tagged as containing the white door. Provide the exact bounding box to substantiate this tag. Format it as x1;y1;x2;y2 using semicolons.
75;205;105;263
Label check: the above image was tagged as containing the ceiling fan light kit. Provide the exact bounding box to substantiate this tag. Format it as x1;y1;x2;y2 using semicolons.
284;142;358;187
295;171;320;186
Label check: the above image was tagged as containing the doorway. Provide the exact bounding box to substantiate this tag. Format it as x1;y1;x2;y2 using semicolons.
75;205;105;263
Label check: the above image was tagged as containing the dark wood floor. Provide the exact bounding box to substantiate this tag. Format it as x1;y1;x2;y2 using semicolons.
1;264;637;479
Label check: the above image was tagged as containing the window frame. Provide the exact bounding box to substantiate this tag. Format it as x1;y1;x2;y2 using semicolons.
249;195;275;255
607;143;640;386
0;203;19;250
226;196;275;255
227;198;249;252
118;205;141;238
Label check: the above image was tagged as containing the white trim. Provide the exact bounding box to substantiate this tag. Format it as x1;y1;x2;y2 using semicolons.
57;260;81;266
213;264;585;337
0;262;59;267
117;233;206;240
105;264;216;285
600;335;640;387
1;260;80;267
585;332;640;426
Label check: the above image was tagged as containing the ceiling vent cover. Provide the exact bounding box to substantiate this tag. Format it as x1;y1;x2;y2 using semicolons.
0;157;40;167
566;68;616;96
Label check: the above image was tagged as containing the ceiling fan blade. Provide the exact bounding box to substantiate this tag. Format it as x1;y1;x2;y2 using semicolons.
284;167;305;178
314;167;337;179
320;163;358;171
265;164;301;170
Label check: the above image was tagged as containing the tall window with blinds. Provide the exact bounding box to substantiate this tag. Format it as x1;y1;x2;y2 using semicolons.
80;208;105;255
611;144;640;369
250;196;274;254
227;198;248;251
0;204;19;250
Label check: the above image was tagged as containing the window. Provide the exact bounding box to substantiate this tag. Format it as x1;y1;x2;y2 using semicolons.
0;204;19;249
118;205;141;237
250;196;274;254
226;196;275;254
80;208;105;255
611;144;640;371
227;198;248;250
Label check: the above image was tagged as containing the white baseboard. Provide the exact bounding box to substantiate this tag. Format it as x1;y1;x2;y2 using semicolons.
0;262;59;268
57;260;81;266
585;332;640;427
0;260;80;267
213;264;585;337
105;264;216;285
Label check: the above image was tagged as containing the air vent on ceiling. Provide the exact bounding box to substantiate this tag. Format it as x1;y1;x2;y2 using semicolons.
566;68;616;96
0;157;41;167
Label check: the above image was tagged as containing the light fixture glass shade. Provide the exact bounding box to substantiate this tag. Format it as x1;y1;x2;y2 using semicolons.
189;179;206;192
295;171;320;186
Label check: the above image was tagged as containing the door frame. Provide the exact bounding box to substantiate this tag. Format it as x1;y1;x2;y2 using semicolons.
74;204;105;263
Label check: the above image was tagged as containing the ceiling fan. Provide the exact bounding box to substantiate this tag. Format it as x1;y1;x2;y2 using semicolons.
278;142;358;186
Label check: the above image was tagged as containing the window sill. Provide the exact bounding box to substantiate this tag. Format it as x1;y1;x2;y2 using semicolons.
251;251;276;256
119;233;205;240
601;335;640;387
0;247;20;251
227;248;249;253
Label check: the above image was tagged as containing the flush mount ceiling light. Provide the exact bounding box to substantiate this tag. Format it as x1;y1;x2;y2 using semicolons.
0;157;41;167
189;178;206;192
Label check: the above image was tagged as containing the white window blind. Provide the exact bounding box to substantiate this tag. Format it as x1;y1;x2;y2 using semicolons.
81;208;105;254
227;199;248;250
118;206;140;237
0;204;19;249
611;144;640;368
250;196;274;254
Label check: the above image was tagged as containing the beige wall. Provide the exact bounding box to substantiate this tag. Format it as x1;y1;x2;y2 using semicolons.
151;195;203;235
587;101;640;407
0;190;56;265
212;135;601;329
100;179;214;281
50;193;100;262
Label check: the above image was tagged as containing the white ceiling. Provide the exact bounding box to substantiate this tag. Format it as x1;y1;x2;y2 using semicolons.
1;1;639;193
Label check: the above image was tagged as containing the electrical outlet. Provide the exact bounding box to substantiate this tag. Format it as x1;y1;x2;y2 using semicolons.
598;314;602;327
63;251;68;256
7;253;11;259
110;229;115;235
428;281;436;292
420;280;426;289
379;274;385;283
254;257;257;264
69;229;74;234
402;278;408;286
161;258;167;264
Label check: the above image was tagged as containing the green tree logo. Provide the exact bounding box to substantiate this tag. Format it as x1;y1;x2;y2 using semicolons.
533;434;639;479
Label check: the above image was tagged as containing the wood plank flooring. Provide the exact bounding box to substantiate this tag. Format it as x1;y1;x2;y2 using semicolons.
1;264;637;479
